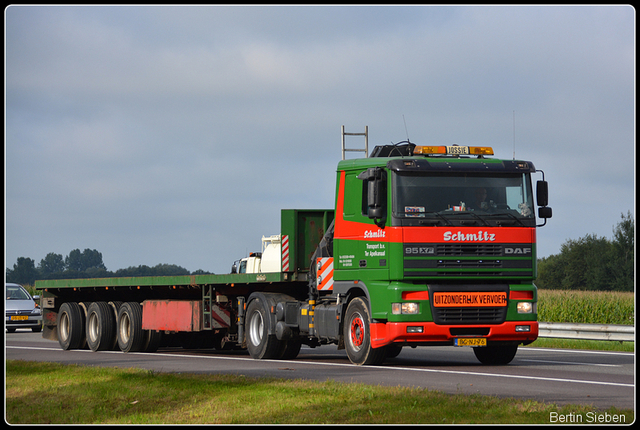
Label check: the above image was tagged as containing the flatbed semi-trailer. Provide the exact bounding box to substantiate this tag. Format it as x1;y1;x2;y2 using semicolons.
37;209;332;353
36;138;552;365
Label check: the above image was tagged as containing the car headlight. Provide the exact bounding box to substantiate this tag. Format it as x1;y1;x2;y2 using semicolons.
392;303;419;315
31;308;42;315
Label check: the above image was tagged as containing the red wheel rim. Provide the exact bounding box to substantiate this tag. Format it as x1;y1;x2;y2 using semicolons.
350;315;364;348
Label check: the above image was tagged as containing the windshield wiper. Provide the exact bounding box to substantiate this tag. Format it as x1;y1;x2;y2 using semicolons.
440;211;490;226
421;212;453;226
398;211;453;225
482;212;526;226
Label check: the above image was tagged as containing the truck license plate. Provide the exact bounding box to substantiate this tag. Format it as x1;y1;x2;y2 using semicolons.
10;316;29;321
455;338;487;347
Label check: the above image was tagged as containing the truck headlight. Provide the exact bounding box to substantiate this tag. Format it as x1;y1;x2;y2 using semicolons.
517;302;533;313
392;303;419;315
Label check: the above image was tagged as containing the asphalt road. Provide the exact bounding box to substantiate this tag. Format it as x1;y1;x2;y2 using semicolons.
6;330;635;410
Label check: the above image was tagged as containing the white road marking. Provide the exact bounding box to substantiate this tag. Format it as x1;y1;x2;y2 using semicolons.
7;345;633;388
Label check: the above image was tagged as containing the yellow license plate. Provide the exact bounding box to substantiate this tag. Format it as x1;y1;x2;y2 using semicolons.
10;315;29;321
455;338;487;347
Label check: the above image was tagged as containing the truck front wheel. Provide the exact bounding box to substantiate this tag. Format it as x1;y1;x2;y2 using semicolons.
344;297;385;365
245;297;284;359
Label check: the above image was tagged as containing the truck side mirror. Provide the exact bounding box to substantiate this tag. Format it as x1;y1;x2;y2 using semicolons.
536;180;549;207
538;206;552;219
536;179;552;226
358;167;387;226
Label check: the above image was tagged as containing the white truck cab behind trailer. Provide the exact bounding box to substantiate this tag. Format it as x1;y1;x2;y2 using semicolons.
231;235;282;274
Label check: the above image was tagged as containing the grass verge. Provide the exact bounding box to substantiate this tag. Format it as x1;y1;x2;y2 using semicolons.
526;337;634;352
5;360;633;424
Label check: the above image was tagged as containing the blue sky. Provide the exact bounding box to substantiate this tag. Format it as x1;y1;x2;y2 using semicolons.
5;5;635;274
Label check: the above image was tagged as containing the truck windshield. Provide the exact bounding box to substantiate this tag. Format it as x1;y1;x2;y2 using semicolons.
392;172;535;226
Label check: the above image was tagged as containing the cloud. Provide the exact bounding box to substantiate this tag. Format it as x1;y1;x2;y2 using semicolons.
5;5;634;273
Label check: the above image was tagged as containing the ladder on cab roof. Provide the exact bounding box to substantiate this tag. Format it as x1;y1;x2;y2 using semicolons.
341;125;368;160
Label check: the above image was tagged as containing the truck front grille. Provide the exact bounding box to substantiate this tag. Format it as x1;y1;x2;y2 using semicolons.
437;243;503;256
403;242;533;278
432;306;507;325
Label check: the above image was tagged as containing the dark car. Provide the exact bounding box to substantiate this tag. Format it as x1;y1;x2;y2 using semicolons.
6;283;43;332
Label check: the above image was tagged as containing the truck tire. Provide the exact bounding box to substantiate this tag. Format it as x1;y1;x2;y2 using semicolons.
385;344;403;359
344;297;386;365
110;301;124;317
473;344;518;365
109;302;124;350
279;339;302;360
86;302;117;352
57;302;86;350
117;302;145;353
245;297;284;359
143;329;162;352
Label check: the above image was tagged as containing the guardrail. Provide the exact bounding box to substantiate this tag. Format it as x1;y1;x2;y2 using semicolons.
538;322;635;342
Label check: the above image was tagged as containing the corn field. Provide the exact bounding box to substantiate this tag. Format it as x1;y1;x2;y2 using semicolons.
537;289;634;325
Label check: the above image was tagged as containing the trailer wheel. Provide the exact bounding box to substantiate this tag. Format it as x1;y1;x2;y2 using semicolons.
108;302;124;350
117;302;145;352
109;301;123;317
344;297;385;365
86;302;117;351
57;302;86;350
143;329;162;352
245;297;284;359
473;345;518;365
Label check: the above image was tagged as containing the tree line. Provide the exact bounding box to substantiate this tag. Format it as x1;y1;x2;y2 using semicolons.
5;248;211;286
6;212;634;291
536;211;634;291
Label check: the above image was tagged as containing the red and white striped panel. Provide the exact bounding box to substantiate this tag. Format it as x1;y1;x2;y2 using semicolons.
210;304;231;329
316;257;334;291
281;235;290;272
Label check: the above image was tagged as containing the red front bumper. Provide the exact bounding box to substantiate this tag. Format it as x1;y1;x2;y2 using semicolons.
370;321;538;349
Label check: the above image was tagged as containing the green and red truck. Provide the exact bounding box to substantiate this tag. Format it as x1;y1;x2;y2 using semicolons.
36;139;552;365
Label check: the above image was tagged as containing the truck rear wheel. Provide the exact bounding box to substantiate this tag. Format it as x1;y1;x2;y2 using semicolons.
57;302;86;350
117;302;145;352
86;302;117;351
245;297;284;359
473;344;518;365
344;297;385;365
